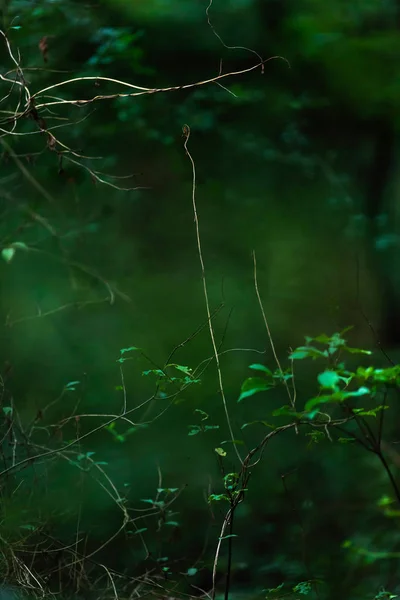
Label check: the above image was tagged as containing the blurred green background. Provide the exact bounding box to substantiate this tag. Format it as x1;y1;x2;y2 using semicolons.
1;0;400;598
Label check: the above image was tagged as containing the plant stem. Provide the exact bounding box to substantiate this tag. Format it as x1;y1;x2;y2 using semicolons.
225;506;234;600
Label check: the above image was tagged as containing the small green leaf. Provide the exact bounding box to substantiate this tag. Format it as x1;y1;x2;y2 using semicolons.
305;387;370;411
344;346;372;355
304;409;320;421
289;346;327;360
132;528;147;535
313;334;332;343
288;349;309;359
194;409;209;421
318;370;340;389
142;369;164;377
188;426;200;436
272;405;302;418
304;394;340;412
293;581;312;595
186;567;197;576
169;364;192;375
249;363;272;374
208;493;229;503
120;346;141;354
378;495;394;507
65;380;80;390
347;386;370;397
2;248;16;263
2;406;12;416
238;377;271;402
215;447;227;457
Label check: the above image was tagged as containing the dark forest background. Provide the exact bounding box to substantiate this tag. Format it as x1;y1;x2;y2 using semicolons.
1;1;400;599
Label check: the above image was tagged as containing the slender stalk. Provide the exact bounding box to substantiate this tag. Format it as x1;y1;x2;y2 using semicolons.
376;450;400;505
224;505;235;600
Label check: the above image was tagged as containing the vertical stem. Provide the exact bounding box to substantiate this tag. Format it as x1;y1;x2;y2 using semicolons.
377;451;400;505
225;505;235;600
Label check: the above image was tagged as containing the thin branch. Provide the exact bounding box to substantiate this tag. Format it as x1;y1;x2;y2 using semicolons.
183;124;241;466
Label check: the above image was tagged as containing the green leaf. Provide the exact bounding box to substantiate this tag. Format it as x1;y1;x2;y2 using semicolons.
377;495;394;507
354;405;388;417
65;380;80;390
272;405;302;418
204;425;219;432
289;349;309;359
120;346;141;354
238;377;271;402
219;534;238;540
344;346;372;355
248;363;272;374
347;386;370;397
188;426;200;436
2;406;12;416
208;493;229;503
304;409;320;421
194;409;209;421
132;528;147;535
186;567;197;576
142;369;164;377
215;447;227;457
289;346;327;360
305;387;370;411
293;581;312;595
1;248;16;263
169;364;192;375
312;334;332;343
318;370;340;389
